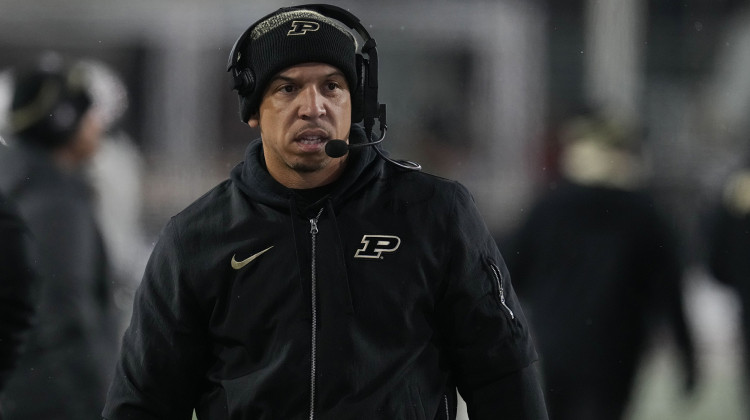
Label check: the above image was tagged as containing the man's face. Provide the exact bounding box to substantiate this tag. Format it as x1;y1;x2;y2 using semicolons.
68;108;103;163
249;62;352;189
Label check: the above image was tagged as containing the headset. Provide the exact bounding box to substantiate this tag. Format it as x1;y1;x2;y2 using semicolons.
227;4;421;171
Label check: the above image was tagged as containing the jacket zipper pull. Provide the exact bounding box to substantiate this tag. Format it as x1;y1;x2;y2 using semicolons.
499;283;515;319
490;263;515;319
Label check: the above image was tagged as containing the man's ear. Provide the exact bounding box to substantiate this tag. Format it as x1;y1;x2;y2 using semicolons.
248;114;260;128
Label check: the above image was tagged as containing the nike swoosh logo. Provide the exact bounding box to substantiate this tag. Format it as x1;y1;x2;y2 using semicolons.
231;246;274;270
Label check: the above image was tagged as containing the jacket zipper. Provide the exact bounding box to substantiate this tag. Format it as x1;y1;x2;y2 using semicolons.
443;394;449;419
489;263;515;319
308;208;324;420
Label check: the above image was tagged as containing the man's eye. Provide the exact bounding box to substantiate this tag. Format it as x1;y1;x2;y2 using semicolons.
326;82;340;91
277;84;295;93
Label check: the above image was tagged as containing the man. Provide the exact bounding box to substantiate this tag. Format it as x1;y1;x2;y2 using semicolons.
706;163;750;392
503;113;696;420
0;52;120;419
103;5;547;419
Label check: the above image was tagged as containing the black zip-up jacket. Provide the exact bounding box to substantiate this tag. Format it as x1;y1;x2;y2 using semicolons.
103;135;543;420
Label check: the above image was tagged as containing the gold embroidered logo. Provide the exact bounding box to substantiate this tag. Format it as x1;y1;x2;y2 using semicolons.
287;20;320;36
231;246;274;270
354;235;401;259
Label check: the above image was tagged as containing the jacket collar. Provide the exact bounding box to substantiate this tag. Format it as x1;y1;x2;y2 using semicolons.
230;125;384;210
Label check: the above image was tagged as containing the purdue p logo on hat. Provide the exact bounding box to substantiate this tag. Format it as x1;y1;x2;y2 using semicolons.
287;20;320;36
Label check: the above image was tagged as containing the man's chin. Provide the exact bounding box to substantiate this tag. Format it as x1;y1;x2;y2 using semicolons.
289;157;330;174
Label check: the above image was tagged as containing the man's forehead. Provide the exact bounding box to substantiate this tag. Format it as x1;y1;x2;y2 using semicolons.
273;63;346;80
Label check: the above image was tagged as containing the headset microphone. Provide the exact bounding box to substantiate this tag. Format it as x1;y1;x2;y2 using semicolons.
325;137;384;158
325;124;421;171
325;140;355;158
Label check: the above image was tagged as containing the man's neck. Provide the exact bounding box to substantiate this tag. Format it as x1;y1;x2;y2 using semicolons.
268;161;347;190
282;173;339;189
53;147;83;173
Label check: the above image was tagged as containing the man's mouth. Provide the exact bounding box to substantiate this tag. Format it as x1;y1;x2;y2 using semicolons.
297;135;326;145
295;129;330;152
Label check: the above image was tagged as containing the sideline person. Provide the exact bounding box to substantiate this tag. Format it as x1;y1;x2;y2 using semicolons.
503;113;696;420
103;5;548;419
0;52;119;419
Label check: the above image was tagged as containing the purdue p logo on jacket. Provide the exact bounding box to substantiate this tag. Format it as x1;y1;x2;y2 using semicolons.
354;235;401;259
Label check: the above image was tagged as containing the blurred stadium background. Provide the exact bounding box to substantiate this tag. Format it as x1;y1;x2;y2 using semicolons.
1;0;749;418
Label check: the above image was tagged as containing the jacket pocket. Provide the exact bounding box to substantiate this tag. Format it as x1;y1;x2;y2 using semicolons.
221;366;307;420
408;383;427;420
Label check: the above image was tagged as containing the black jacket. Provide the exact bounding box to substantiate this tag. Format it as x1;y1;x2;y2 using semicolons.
0;192;36;394
707;168;750;367
0;146;119;419
104;137;542;420
504;181;694;392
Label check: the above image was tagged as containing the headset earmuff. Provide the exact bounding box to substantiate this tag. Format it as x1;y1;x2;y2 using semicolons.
233;67;255;97
227;12;266;122
233;65;256;122
351;54;365;123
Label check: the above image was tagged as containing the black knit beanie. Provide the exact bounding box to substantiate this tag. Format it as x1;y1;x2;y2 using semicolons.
10;57;92;149
236;8;358;122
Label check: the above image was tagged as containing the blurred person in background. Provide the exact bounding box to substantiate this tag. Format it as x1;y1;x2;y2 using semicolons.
706;160;750;394
0;52;119;419
502;112;697;420
0;191;37;406
81;59;152;334
103;4;547;419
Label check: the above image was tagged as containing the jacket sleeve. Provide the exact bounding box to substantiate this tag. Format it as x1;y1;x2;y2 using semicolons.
438;183;548;420
706;199;750;289
647;204;697;393
102;219;209;420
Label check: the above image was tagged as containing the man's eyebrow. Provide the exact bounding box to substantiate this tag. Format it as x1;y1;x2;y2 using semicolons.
270;75;295;85
270;70;347;85
325;70;346;79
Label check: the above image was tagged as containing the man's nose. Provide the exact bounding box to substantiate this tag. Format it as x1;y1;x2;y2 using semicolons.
298;86;326;119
